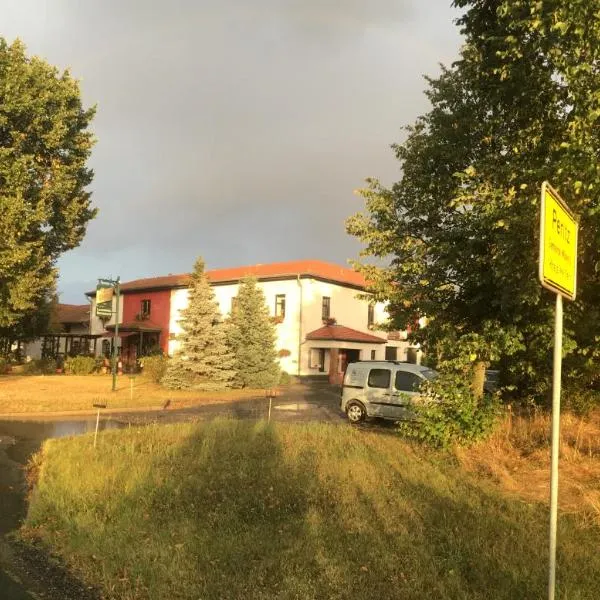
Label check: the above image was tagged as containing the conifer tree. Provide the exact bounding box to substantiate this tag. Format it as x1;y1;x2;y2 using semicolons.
229;277;279;388
162;258;236;390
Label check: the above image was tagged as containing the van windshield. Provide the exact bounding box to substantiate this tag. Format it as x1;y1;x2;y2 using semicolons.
421;369;438;381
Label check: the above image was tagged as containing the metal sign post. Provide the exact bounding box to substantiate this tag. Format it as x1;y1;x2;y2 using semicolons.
98;277;121;392
538;182;578;600
112;278;121;392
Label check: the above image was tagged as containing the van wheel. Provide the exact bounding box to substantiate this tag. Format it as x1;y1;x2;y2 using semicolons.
346;401;366;424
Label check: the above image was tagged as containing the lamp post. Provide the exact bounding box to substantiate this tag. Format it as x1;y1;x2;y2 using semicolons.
111;278;121;392
96;277;121;392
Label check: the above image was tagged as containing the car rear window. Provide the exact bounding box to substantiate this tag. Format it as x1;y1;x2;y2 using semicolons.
367;369;391;389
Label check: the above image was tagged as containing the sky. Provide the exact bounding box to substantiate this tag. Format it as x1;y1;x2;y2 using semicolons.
2;0;463;303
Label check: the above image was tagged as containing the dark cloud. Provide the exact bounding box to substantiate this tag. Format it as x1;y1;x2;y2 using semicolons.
1;0;461;301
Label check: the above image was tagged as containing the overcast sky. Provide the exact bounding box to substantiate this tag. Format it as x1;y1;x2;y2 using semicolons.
2;0;462;303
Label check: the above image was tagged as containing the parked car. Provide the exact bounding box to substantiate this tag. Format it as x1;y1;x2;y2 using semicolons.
340;361;439;423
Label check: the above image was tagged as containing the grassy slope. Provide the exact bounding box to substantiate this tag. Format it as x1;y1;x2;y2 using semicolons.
23;420;600;600
0;375;262;413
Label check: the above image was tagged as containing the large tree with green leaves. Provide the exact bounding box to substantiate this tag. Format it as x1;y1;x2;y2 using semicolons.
163;258;236;390
0;38;96;330
228;277;279;388
347;0;600;402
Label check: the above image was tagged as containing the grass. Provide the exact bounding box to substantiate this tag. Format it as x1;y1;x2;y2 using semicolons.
0;375;263;414
457;407;600;526
22;419;600;600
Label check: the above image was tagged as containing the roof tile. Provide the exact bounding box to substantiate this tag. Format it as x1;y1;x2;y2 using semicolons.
57;304;89;324
107;260;366;293
306;324;386;344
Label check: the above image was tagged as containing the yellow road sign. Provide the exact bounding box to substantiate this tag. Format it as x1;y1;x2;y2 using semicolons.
539;181;578;300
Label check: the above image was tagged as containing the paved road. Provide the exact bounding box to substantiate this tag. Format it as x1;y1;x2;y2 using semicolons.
117;381;346;425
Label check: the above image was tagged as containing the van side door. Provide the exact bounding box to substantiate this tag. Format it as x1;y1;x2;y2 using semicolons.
389;370;424;419
365;368;393;417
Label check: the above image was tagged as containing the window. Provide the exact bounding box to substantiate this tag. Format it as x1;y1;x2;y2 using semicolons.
367;368;391;389
141;299;151;318
370;350;376;360
231;296;238;314
322;296;331;320
275;294;286;319
394;371;423;392
385;346;398;361
368;303;375;328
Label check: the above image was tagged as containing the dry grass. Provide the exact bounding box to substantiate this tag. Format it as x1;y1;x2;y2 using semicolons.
456;407;600;526
0;374;263;414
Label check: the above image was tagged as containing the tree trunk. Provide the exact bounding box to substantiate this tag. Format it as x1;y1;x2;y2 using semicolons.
471;360;487;401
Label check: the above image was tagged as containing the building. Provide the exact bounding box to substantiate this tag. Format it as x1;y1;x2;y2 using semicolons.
88;260;417;383
24;304;100;360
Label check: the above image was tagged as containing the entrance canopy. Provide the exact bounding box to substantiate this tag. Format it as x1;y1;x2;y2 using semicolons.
306;324;386;344
105;321;162;334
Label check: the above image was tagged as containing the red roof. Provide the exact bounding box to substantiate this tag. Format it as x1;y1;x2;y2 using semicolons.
105;320;162;332
94;260;367;294
57;304;89;324
306;324;386;344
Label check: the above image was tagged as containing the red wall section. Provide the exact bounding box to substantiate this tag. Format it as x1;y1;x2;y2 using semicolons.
121;290;171;354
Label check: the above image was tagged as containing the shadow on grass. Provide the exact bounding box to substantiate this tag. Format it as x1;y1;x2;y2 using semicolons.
24;420;600;600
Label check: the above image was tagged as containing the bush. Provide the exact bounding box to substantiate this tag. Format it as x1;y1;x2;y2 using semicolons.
23;358;57;375
0;357;9;374
64;355;96;375
278;371;293;386
398;368;500;449
563;382;600;417
141;355;168;383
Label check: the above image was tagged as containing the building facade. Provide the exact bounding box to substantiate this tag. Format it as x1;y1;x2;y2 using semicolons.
88;260;417;382
24;304;99;360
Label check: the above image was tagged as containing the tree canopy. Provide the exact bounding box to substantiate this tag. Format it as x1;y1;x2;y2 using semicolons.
0;38;96;329
347;0;600;401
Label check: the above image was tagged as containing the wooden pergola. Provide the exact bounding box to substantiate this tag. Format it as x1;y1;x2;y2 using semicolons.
41;334;102;359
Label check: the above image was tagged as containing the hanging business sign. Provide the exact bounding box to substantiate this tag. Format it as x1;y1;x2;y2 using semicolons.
539;181;578;300
96;283;114;318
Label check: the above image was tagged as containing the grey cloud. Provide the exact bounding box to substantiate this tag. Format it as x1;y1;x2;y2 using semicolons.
1;0;461;301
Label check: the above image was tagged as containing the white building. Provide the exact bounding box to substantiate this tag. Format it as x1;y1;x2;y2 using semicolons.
88;260;416;382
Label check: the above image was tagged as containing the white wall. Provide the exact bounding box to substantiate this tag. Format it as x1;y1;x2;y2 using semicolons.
298;279;408;375
169;279;303;374
168;277;410;377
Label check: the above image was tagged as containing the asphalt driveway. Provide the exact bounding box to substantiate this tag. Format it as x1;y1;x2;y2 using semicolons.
116;380;346;425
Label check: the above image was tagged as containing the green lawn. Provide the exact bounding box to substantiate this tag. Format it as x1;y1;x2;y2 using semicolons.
23;420;600;599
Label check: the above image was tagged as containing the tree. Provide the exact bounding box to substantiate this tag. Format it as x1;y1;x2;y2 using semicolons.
346;0;600;402
228;277;279;388
162;258;236;390
0;287;58;358
0;38;96;329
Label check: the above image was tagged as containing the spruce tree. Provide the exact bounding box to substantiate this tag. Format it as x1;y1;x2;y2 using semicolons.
229;277;279;388
162;258;236;390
